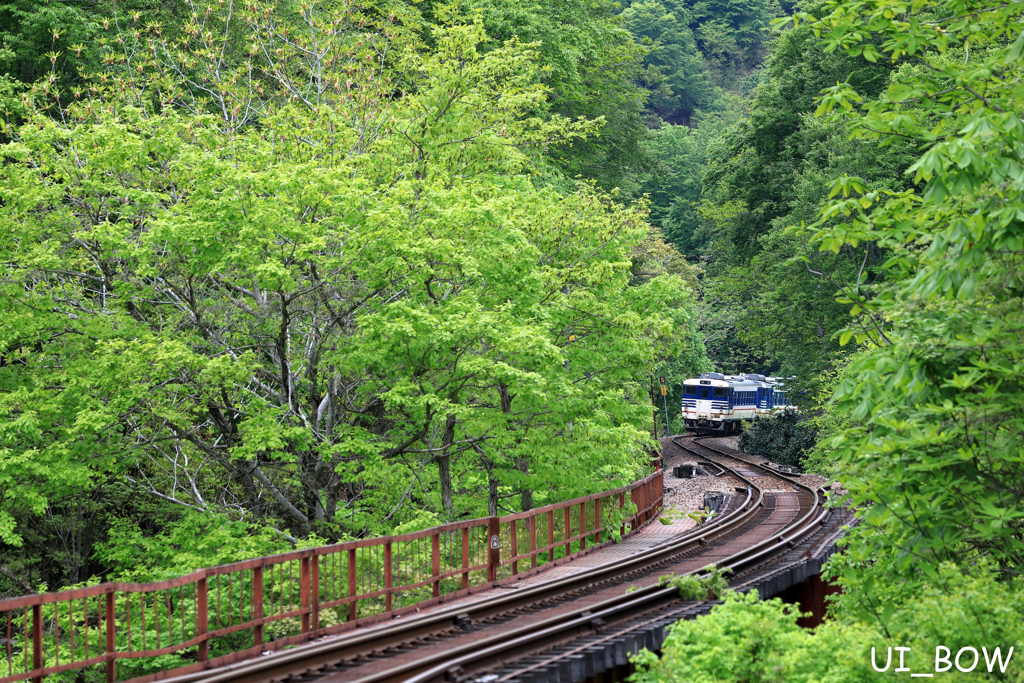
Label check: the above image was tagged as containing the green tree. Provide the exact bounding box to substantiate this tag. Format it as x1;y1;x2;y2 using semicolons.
461;0;653;193
0;5;707;589
672;0;917;385
792;0;1024;581
0;0;100;86
702;1;903;258
621;0;716;123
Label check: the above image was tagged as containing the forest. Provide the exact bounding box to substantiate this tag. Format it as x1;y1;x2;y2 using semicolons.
1;0;1023;676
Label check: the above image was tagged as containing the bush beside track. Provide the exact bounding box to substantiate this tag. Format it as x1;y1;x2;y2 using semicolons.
737;412;816;470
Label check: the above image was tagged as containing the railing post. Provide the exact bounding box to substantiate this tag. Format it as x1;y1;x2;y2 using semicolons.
311;555;320;634
300;556;311;634
650;477;656;519
431;533;441;598
636;484;642;526
644;482;649;524
619;492;626;537
641;481;648;524
643;482;649;524
547;510;554;562
634;483;643;528
630;486;638;531
347;549;357;622
529;516;537;569
106;590;116;683
461;529;470;590
32;603;41;683
563;506;571;559
253;566;264;647
487;518;500;583
384;541;393;612
510;520;518;576
580;503;587;551
646;479;653;521
5;475;666;683
637;483;643;526
197;577;209;665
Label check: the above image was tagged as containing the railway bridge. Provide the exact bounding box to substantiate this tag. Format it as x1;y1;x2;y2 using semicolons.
0;437;850;683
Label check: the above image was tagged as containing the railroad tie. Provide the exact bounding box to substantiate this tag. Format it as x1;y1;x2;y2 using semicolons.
554;656;574;681
567;654;587;681
580;646;604;678
593;643;615;674
608;637;630;667
519;666;552;683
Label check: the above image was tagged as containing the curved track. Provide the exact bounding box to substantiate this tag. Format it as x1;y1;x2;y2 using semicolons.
175;436;851;683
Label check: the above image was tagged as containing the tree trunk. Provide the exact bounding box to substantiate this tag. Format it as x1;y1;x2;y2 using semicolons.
232;460;264;515
301;449;325;524
438;413;456;517
499;383;531;511
474;444;499;517
516;457;532;511
325;480;339;523
487;469;499;517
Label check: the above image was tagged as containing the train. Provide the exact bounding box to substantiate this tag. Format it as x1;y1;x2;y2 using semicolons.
680;372;791;434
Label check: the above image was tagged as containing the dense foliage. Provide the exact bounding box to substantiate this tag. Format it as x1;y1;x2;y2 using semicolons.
0;0;717;590
634;568;1024;682
737;411;815;468
799;0;1024;599
633;0;1024;675
4;0;1023;675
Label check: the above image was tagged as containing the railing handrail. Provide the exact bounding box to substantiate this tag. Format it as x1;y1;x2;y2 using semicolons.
0;469;663;683
0;470;662;612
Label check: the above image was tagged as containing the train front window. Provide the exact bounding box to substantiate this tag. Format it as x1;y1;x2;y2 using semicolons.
712;388;728;398
700;388;709;399
684;386;700;397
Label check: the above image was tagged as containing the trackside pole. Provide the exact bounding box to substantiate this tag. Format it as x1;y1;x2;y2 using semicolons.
650;376;658;440
663;393;670;435
659;376;669;435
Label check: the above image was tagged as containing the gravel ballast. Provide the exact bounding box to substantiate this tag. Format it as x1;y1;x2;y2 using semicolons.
659;436;745;513
659;434;846;509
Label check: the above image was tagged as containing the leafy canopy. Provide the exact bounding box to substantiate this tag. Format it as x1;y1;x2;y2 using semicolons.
0;5;705;560
782;0;1024;587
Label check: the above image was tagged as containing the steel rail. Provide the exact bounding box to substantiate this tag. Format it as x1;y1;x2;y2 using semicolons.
478;439;851;683
496;504;851;683
399;586;696;683
691;437;840;529
400;436;830;683
396;437;830;683
487;598;718;683
173;452;766;683
682;437;832;572
180;436;831;683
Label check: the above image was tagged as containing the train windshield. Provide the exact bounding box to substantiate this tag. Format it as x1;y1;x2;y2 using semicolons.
712;388;728;398
683;386;701;397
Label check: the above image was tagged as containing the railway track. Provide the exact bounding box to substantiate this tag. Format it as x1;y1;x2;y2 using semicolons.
175;436;851;683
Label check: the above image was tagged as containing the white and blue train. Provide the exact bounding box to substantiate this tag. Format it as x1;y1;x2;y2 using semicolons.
681;372;791;434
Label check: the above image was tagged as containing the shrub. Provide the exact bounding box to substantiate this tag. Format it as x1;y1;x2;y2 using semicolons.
632;565;1024;683
737;411;816;469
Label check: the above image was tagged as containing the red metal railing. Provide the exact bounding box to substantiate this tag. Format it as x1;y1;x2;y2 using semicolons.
0;471;661;683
